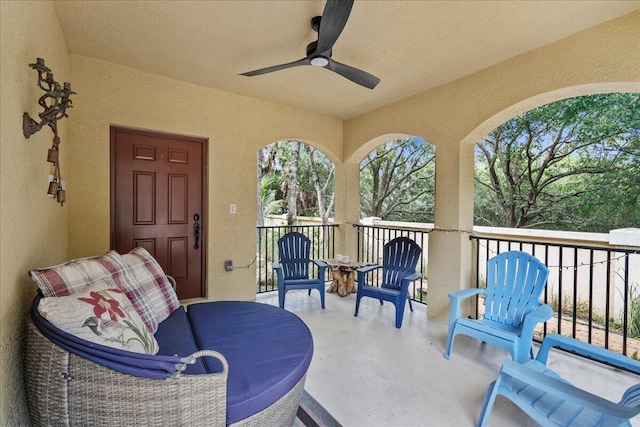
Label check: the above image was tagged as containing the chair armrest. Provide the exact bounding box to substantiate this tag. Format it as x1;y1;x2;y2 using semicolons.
448;287;484;301
357;265;381;274
536;334;640;374
520;303;553;338
500;360;640;420
272;261;286;286
311;259;327;269
403;271;422;283
398;272;422;298
357;265;382;289
448;288;485;324
311;259;327;282
526;303;553;323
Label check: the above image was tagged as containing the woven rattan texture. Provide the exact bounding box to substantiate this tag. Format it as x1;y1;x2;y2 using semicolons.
25;321;71;426
230;374;306;427
25;320;228;426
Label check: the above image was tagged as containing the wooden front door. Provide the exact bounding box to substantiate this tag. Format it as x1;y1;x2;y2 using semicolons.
111;127;207;299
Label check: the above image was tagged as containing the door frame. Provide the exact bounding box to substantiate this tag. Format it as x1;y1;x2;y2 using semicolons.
110;125;208;298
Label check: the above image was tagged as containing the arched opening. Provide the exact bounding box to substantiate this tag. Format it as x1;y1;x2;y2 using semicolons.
359;136;436;223
355;135;436;304
256;140;337;293
474;93;639;231
470;91;640;356
257;140;336;227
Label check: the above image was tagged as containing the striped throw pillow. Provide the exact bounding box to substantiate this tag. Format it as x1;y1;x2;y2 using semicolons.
29;251;133;297
120;247;180;333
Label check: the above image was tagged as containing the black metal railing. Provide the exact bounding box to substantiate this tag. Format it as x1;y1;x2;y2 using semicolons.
471;235;640;358
256;222;640;358
353;224;429;304
256;224;339;293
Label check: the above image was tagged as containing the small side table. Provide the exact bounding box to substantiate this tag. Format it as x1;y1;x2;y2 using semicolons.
323;259;375;297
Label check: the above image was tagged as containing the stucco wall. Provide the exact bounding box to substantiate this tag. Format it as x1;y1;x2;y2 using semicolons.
343;11;640;319
0;2;70;424
344;11;640;155
66;56;343;303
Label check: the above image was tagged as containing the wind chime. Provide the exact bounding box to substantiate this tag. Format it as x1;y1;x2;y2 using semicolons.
23;58;75;206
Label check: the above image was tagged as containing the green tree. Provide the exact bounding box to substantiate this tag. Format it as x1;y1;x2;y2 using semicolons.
571;132;640;231
257;141;335;224
257;143;284;226
306;146;335;224
360;137;435;222
285;141;301;225
257;172;283;226
475;93;640;231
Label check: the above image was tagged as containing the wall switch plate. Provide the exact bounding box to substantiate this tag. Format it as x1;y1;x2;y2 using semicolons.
230;204;236;214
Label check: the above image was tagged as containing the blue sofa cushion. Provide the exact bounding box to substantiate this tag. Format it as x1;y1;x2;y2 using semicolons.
154;306;207;375
187;301;313;425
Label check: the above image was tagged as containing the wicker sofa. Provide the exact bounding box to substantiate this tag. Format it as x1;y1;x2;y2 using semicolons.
24;250;313;427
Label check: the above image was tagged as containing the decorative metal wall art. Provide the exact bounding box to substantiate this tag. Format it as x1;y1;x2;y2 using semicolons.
23;58;75;206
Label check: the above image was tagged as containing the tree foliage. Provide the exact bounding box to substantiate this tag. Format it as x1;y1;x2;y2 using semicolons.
257;141;335;225
257;172;283;226
308;148;335;224
285;142;301;225
359;137;435;222
475;93;640;231
256;94;638;233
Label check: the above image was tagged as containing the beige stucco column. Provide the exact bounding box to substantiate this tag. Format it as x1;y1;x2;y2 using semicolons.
427;140;476;320
333;161;361;259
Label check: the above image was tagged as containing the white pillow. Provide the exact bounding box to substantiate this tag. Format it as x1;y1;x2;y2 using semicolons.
38;278;159;355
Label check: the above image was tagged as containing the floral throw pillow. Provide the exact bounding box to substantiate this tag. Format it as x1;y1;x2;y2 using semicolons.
120;247;181;333
37;278;159;355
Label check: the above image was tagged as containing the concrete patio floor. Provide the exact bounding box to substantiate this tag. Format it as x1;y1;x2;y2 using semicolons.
256;288;640;427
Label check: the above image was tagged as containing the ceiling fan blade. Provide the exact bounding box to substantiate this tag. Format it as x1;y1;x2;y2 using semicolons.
327;59;380;89
314;0;354;55
240;58;310;76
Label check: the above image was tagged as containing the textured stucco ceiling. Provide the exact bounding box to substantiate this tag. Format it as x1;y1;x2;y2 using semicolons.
53;0;639;120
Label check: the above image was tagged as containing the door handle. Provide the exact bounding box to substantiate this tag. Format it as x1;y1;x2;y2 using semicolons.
193;213;200;250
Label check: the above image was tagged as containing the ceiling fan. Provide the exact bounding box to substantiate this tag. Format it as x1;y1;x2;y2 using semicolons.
240;0;380;89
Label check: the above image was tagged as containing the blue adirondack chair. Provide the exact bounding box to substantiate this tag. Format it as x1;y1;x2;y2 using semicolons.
354;236;422;328
445;251;552;363
477;334;640;427
273;231;327;309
